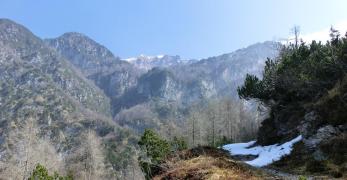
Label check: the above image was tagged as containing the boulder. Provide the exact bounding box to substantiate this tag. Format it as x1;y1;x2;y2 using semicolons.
303;125;340;149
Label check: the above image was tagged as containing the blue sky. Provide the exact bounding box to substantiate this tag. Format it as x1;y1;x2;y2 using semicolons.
1;0;347;59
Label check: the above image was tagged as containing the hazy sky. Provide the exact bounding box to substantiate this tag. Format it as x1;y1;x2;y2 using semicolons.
1;0;347;59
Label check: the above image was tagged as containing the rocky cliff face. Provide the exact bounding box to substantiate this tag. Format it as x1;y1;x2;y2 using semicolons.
124;42;279;103
46;33;143;104
47;32;279;117
110;42;279;134
0;19;111;116
45;32;123;76
179;41;280;97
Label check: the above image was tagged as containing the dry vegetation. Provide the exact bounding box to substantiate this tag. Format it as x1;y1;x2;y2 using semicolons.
185;98;262;147
153;147;276;180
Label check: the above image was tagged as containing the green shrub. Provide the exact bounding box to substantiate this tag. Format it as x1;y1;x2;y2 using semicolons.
138;129;171;179
298;175;307;180
138;129;170;163
28;164;73;180
170;136;188;152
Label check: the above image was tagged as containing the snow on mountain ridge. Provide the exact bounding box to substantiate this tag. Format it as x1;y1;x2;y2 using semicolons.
123;54;195;70
123;54;166;62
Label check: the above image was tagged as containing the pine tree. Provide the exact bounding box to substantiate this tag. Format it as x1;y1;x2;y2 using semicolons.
138;129;170;163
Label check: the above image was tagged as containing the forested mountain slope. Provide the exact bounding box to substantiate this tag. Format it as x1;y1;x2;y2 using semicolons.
0;19;142;179
46;29;279;139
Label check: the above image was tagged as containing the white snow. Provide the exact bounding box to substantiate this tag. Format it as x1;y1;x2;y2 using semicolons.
222;135;302;167
156;54;165;58
123;54;165;62
123;57;137;62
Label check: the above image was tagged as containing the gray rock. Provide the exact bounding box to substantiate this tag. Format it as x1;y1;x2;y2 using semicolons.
338;124;347;131
298;111;317;137
303;125;340;149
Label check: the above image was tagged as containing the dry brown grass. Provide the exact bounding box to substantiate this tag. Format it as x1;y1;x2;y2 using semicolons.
153;146;276;180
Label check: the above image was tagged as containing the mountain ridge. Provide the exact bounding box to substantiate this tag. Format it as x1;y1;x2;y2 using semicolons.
0;18;281;179
45;28;279;118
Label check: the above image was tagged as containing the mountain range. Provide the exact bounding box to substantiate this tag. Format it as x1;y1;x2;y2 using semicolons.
0;18;279;179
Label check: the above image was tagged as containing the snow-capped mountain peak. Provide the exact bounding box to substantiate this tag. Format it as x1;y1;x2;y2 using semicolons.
124;54;165;62
123;54;194;70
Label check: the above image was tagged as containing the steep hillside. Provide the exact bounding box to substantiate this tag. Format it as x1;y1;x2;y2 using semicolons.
173;41;280;97
46;32;125;76
108;43;278;140
0;20;111;116
0;19;142;179
116;42;280;110
238;33;347;178
45;33;143;100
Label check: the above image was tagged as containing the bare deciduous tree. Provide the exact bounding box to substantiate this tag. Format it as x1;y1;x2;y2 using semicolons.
68;130;107;180
0;114;63;179
291;25;300;48
185;98;261;147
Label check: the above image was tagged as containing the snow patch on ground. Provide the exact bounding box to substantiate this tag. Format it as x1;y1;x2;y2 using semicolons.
222;135;302;167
